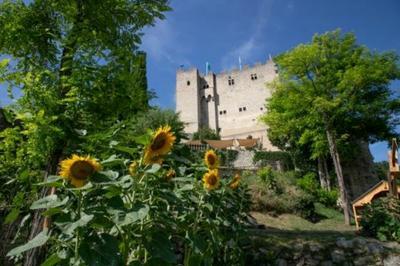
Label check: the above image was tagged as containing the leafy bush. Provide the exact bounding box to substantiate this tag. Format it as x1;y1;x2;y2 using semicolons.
297;173;338;208
192;127;220;141
361;197;400;242
257;166;280;192
219;150;239;167
253;151;293;170
6;128;251;265
246;170;316;220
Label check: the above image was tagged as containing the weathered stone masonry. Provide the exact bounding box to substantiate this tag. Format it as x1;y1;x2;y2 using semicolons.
176;59;278;150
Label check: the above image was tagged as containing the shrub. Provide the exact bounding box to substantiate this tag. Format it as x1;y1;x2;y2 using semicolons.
247;170;316;220
296;172;319;193
218;150;239;167
297;172;338;208
257;166;277;191
361;197;400;242
253;151;293;170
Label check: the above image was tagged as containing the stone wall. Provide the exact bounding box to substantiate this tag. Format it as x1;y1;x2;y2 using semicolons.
342;141;379;201
176;59;279;150
249;236;400;266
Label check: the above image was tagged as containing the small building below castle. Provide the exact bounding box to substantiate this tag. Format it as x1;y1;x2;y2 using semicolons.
175;58;279;151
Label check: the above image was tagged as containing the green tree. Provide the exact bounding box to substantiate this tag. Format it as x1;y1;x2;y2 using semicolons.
192;127;220;141
0;0;170;264
263;30;400;224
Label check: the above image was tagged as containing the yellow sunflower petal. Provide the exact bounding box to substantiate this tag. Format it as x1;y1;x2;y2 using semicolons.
204;150;219;169
58;154;101;188
229;173;241;189
145;125;176;160
165;169;176;181
129;161;138;176
202;169;220;191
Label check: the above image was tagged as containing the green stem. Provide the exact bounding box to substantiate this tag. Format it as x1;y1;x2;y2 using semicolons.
74;191;82;263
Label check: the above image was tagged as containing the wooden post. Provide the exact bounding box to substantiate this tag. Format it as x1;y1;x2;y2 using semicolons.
388;138;399;198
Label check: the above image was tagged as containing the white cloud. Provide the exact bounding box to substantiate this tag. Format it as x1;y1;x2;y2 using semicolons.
141;19;190;67
220;0;274;70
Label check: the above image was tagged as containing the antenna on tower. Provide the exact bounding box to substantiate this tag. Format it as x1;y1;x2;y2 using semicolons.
268;54;273;61
239;56;242;71
206;62;211;75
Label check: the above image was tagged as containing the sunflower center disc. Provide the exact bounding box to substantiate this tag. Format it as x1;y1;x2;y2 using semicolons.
151;133;167;151
207;154;216;165
208;174;217;186
70;161;95;180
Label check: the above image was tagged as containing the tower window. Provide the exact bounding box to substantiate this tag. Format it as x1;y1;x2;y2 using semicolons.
260;107;264;111
228;76;235;86
243;107;247;111
219;111;223;115
251;73;258;80
239;108;242;112
206;84;209;88
187;80;190;86
223;110;227;114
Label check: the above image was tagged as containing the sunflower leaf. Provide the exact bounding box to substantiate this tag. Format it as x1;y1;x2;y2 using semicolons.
36;175;63;187
146;164;161;174
133;134;150;146
101;155;124;166
118;205;149;226
7;229;49;257
30;195;69;210
63;213;94;235
41;253;62;266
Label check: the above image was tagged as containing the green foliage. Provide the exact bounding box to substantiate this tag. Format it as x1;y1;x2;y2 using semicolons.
0;1;171;264
253;151;293;170
361;197;400;242
246;170;317;220
297;173;338;208
373;161;389;180
218;150;239;167
192;127;220;141
257;166;279;192
263;30;400;159
133;108;188;143
296;173;319;193
6;136;252;264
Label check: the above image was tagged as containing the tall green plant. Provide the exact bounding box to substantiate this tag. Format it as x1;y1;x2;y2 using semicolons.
263;30;400;224
0;0;170;264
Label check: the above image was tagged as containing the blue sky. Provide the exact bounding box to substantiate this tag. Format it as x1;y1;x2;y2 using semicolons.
140;0;400;161
0;0;399;161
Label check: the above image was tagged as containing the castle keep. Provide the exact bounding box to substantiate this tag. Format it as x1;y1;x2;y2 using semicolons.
176;58;278;150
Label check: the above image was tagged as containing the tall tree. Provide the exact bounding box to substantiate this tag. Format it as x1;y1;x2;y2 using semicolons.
0;1;170;264
263;30;400;225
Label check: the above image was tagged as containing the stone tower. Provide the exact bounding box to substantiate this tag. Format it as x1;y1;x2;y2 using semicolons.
176;58;278;150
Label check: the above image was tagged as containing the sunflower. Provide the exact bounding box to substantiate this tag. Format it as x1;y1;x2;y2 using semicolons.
59;155;101;188
143;153;164;166
229;173;241;189
204;150;219;169
129;161;138;176
202;169;220;191
143;125;175;165
165;169;176;181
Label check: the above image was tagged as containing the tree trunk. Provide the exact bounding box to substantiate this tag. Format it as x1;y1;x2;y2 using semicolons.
23;149;63;266
317;156;331;190
23;1;83;265
326;129;350;225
